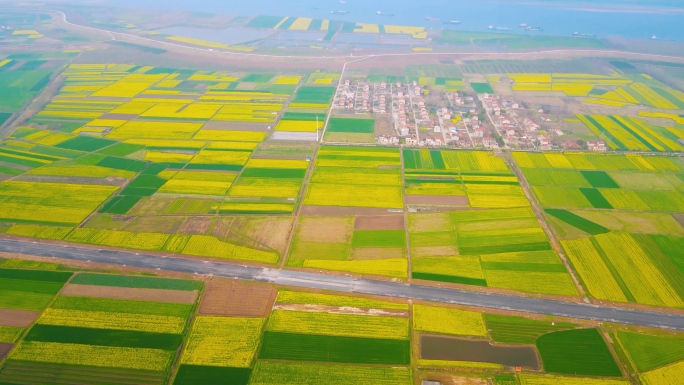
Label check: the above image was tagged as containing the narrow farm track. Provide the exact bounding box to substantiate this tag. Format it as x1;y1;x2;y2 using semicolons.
1;238;684;330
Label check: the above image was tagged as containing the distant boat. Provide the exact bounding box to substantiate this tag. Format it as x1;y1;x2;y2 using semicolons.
489;25;510;31
525;26;543;31
573;32;597;38
651;35;657;40
426;17;441;21
443;20;461;24
339;0;347;3
377;11;394;16
519;23;528;27
331;10;348;14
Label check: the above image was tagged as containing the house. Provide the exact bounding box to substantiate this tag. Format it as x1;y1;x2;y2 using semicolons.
524;118;539;131
473;128;486;138
588;141;607;152
554;129;564;136
482;136;497;148
405;136;418;145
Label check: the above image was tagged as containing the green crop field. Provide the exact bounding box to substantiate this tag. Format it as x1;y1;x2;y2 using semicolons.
537;329;622;377
484;314;578;344
410;208;577;296
617;331;684;372
259;331;411;365
515;152;684;308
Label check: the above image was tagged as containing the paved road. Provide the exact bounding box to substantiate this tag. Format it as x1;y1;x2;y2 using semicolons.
2;238;684;330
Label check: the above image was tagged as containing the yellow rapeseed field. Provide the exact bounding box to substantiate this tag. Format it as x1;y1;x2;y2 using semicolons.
267;310;409;339
561;238;627;302
12;341;173;371
193;129;266;142
181;316;265;367
595;232;684;307
302;258;408;278
107;121;203;140
640;360;684;385
38;308;186;334
412;305;487;337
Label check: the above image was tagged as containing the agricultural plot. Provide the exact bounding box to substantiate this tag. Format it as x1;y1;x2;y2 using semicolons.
304;146;403;209
616;331;684;372
258;290;411;366
410;208;577;296
0;263;665;384
324;117;375;143
404;150;528;209
228;158;309;199
640;360;684;385
507;72;683;110
484;314;577;344
413;305;487;337
0;272;199;385
0;64;336;264
536;328;622;377
577;115;684;152
287;213;408;278
514;152;684;307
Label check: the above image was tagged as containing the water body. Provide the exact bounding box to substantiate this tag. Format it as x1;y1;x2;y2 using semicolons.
421;335;540;369
102;0;684;41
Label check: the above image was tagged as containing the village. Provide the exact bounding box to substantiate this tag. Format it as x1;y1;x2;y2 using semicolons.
332;77;606;151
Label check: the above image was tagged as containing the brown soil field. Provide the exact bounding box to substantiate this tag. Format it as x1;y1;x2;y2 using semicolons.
301;205;403;216
374;114;394;137
223;216;293;254
354;215;405;230
674;214;684;228
60;284;198;304
421;374;488;385
273;303;408;317
296;216;353;243
406;195;469;205
199;279;275;317
0;309;39;328
0;343;13;361
351;247;405;260
179;217;213;234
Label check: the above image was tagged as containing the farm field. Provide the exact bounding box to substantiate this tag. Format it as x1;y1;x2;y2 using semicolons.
0;64;331;265
0;269;200;385
0;259;682;384
405;150;576;296
287;213;408;278
513;152;684;308
410;208;577;296
507;73;683;110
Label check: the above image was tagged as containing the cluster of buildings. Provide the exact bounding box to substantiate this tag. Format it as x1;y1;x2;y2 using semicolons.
392;82;416;137
336;79;356;110
477;93;569;150
334;80;373;112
